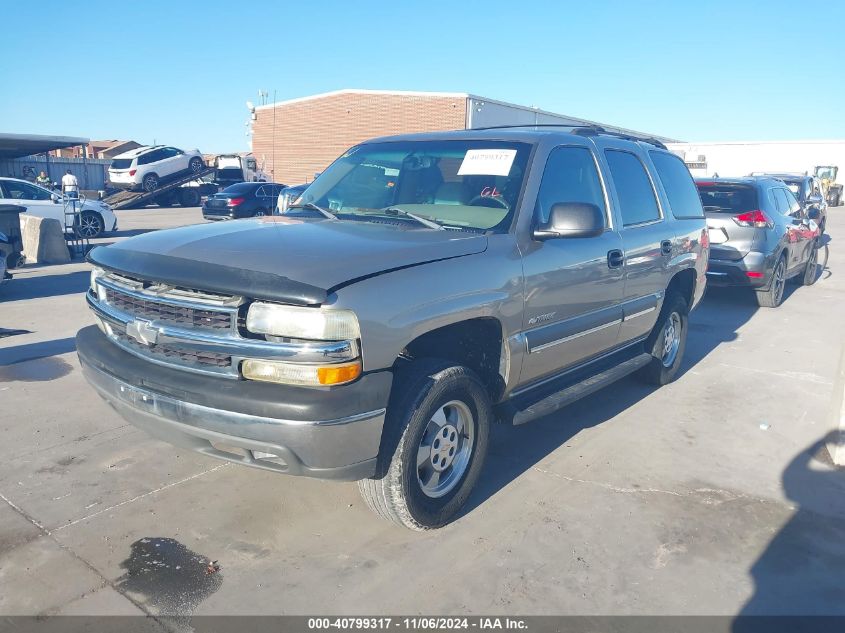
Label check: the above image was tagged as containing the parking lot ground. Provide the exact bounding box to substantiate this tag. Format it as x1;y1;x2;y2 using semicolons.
1;206;844;617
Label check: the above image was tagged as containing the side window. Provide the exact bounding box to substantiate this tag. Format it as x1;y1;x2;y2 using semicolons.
605;150;661;226
3;181;50;200
534;146;606;224
137;151;155;165
772;188;791;214
649;151;704;219
783;188;801;215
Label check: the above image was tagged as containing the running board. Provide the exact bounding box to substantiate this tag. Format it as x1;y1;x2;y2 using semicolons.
499;351;653;426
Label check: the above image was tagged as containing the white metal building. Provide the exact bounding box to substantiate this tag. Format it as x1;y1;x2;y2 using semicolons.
666;140;845;178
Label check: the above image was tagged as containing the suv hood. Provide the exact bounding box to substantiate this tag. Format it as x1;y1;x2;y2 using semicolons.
88;216;488;305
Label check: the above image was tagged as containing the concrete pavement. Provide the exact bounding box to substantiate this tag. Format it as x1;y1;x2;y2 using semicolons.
1;206;843;617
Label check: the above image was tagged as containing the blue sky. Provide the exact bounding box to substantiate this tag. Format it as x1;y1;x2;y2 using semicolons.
1;0;842;152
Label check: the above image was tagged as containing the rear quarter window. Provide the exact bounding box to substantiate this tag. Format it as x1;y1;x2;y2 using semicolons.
649;151;704;219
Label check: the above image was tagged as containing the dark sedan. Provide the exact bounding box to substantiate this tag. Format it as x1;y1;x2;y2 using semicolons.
203;182;285;220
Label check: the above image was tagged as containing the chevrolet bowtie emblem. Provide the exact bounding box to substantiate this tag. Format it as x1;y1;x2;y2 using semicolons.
126;319;160;346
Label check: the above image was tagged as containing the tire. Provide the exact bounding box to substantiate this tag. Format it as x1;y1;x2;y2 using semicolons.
77;211;104;238
756;254;787;308
189;157;204;174
802;241;819;286
253;209;267;217
179;188;201;207
358;359;491;530
142;173;159;192
637;292;689;386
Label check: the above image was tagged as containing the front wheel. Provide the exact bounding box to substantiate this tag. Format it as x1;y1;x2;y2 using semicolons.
358;359;491;530
77;211;104;238
189;157;204;174
802;242;819;286
637;292;689;386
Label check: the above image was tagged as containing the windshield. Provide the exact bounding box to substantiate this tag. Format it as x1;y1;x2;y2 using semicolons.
292;140;532;232
110;158;133;170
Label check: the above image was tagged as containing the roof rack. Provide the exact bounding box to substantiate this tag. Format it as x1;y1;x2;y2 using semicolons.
470;123;667;150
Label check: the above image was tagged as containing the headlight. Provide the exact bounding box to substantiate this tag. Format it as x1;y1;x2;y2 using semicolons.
246;302;360;340
241;359;361;386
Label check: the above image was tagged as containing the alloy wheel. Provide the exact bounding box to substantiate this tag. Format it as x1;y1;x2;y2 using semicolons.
661;312;682;368
78;215;101;238
416;400;475;499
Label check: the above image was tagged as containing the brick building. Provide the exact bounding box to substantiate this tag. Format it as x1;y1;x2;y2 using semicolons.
250;89;675;184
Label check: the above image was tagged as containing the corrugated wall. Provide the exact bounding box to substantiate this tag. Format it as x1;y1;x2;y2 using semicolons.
0;155;111;190
251;92;467;185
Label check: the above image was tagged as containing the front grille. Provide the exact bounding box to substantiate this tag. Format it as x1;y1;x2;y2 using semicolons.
104;287;232;330
116;333;232;368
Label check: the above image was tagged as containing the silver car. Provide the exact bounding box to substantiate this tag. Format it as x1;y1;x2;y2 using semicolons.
697;177;821;307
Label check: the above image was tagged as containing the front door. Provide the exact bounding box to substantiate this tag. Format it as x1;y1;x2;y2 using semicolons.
0;180;64;225
519;144;624;386
596;142;673;345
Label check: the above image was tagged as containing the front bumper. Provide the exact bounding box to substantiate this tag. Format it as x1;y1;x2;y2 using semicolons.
76;325;391;480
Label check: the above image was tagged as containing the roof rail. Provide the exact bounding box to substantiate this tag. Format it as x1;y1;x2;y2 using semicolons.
469;123;667;150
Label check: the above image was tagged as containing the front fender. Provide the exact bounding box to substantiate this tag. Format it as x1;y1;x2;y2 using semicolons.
330;235;525;373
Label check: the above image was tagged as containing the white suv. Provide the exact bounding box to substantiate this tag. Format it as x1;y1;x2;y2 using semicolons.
0;177;117;238
108;146;205;192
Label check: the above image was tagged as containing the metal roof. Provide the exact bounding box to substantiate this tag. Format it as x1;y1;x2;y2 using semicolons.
0;133;89;159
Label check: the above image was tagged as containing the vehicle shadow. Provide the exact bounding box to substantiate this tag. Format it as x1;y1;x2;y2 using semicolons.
733;432;845;627
462;286;763;517
0;337;77;365
1;270;89;302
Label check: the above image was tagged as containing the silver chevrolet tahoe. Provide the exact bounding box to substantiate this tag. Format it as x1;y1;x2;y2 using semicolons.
77;126;709;530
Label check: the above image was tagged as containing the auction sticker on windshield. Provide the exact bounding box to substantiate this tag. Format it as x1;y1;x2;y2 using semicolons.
457;149;517;177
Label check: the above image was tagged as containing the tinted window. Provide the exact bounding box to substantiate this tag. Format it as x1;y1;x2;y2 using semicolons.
649;151;704;219
2;180;52;201
772;188;792;214
605;150;660;226
137;150;159;165
534;146;606;224
783;188;801;215
698;184;758;213
221;182;258;195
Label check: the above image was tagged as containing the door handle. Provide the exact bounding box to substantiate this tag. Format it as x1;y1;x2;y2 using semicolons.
607;249;624;269
660;240;672;256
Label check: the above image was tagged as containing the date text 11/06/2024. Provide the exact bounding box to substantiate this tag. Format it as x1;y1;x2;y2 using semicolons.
307;618;528;630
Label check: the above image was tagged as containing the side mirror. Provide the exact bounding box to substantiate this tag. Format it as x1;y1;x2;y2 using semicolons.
51;193;60;203
807;193;824;206
534;202;605;240
807;208;821;221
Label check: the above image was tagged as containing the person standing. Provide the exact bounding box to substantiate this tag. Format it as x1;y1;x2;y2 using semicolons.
61;169;79;199
35;171;51;188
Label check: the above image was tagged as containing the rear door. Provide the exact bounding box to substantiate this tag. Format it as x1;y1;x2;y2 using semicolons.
775;187;812;273
518;144;624;385
597;141;673;344
697;182;760;261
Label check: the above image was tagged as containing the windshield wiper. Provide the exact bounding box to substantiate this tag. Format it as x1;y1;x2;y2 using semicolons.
381;206;445;230
289;202;338;221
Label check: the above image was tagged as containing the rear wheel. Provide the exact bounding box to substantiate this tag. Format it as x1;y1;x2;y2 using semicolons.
802;242;819;286
358;359;491;530
253;209;267;217
637;292;688;386
756;255;786;308
142;173;159;192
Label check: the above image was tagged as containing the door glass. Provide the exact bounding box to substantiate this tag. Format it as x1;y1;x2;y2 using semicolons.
605;150;661;226
783;188;801;215
649;151;704;219
534;146;606;224
3;180;52;200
